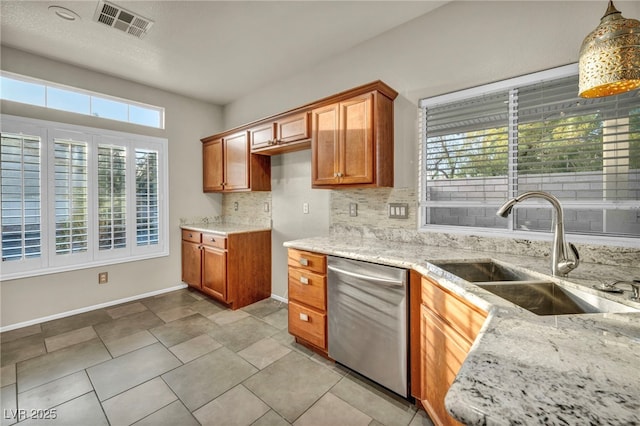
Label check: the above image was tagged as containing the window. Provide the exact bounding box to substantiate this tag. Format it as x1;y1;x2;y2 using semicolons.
0;72;164;129
420;64;640;243
0;115;168;280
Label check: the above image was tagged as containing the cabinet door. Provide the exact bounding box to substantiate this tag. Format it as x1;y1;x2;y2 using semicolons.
249;122;275;151
224;131;250;191
203;139;224;192
421;305;470;426
277;112;309;144
339;93;374;185
202;246;227;301
181;240;202;289
311;104;340;185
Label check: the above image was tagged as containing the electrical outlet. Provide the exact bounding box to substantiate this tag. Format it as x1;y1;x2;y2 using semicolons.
303;202;309;214
98;272;108;284
234;201;239;211
349;203;358;217
264;202;270;212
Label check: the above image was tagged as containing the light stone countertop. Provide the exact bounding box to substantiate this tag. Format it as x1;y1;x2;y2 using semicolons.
283;235;640;425
180;222;271;236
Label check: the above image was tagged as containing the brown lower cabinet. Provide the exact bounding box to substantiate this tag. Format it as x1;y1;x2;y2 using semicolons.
286;248;328;355
181;229;271;310
416;274;487;426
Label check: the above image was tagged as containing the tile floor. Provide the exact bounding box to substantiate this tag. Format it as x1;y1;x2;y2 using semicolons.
0;288;434;426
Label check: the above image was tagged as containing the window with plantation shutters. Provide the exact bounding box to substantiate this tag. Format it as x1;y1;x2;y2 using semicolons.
1;132;41;262
420;64;640;241
0;115;168;280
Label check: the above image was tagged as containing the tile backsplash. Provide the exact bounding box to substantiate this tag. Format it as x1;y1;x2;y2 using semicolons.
330;188;639;267
208;188;638;267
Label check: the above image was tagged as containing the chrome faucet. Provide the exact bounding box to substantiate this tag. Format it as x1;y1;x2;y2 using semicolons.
497;191;580;277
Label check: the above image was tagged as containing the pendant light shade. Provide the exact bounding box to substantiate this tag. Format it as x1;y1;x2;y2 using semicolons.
578;1;640;98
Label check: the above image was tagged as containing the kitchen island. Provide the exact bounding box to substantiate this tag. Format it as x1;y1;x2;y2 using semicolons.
284;235;640;425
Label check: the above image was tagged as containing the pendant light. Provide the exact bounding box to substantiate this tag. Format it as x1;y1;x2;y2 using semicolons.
578;1;640;98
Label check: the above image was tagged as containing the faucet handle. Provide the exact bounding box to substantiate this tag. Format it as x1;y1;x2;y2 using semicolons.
569;242;580;263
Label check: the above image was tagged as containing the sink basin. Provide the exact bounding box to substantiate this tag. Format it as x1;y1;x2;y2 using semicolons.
477;281;639;315
433;261;537;282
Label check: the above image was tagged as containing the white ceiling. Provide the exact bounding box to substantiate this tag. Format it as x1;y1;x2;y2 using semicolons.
0;1;446;105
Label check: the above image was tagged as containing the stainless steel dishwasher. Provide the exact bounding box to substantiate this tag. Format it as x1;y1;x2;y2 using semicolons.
327;256;408;397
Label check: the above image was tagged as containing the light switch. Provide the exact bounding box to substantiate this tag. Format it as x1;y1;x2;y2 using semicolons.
388;203;409;219
303;202;309;214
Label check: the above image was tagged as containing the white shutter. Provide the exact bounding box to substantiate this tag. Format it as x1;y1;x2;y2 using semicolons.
98;144;127;251
53;137;89;258
1;132;42;262
135;149;159;247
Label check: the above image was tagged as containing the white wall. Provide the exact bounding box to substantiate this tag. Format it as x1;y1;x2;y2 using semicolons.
0;46;224;328
221;1;640;298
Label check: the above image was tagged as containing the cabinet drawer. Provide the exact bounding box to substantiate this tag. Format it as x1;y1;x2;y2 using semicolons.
201;233;227;249
422;276;487;342
182;230;201;243
287;249;326;274
288;301;326;349
288;267;326;311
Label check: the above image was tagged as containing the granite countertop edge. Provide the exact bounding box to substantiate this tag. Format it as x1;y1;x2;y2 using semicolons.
181;223;271;236
283;235;640;425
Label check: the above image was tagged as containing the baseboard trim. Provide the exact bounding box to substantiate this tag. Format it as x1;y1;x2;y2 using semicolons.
270;293;288;304
0;284;188;333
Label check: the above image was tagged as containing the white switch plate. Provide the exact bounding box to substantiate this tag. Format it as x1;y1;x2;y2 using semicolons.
303;202;309;214
349;203;358;217
388;203;409;219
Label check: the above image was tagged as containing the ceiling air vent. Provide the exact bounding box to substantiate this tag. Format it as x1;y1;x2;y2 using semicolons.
93;1;153;39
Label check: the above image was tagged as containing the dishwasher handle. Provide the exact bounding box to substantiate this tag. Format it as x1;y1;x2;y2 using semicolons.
328;264;405;287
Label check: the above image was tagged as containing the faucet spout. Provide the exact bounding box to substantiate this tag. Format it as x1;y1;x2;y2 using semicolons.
496;191;580;277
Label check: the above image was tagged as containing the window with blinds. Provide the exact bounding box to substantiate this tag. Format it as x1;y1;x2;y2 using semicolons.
1;133;41;262
420;66;640;240
0;115;168;280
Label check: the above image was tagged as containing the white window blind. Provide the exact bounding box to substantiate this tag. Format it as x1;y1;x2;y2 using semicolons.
1;133;41;261
135;149;159;247
0;115;168;280
54;139;89;255
98;145;126;251
421;66;640;240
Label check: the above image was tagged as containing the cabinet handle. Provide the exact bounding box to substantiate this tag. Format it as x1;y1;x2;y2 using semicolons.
210;237;215;242
188;233;193;238
300;276;309;285
299;313;309;322
298;257;309;266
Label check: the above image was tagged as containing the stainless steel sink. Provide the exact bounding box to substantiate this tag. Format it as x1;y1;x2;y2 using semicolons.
433;261;537;282
477;281;639;315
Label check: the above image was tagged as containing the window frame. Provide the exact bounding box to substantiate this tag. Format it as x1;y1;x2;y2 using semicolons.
0;71;165;129
418;64;640;248
1;114;169;280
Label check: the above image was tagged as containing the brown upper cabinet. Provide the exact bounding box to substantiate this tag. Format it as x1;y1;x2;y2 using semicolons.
312;92;383;187
202;131;270;192
249;111;310;155
201;80;397;191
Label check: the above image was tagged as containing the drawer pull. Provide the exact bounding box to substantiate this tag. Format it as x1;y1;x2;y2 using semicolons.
299;276;309;285
299;313;309;322
299;257;309;266
188;233;193;238
210;237;215;242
